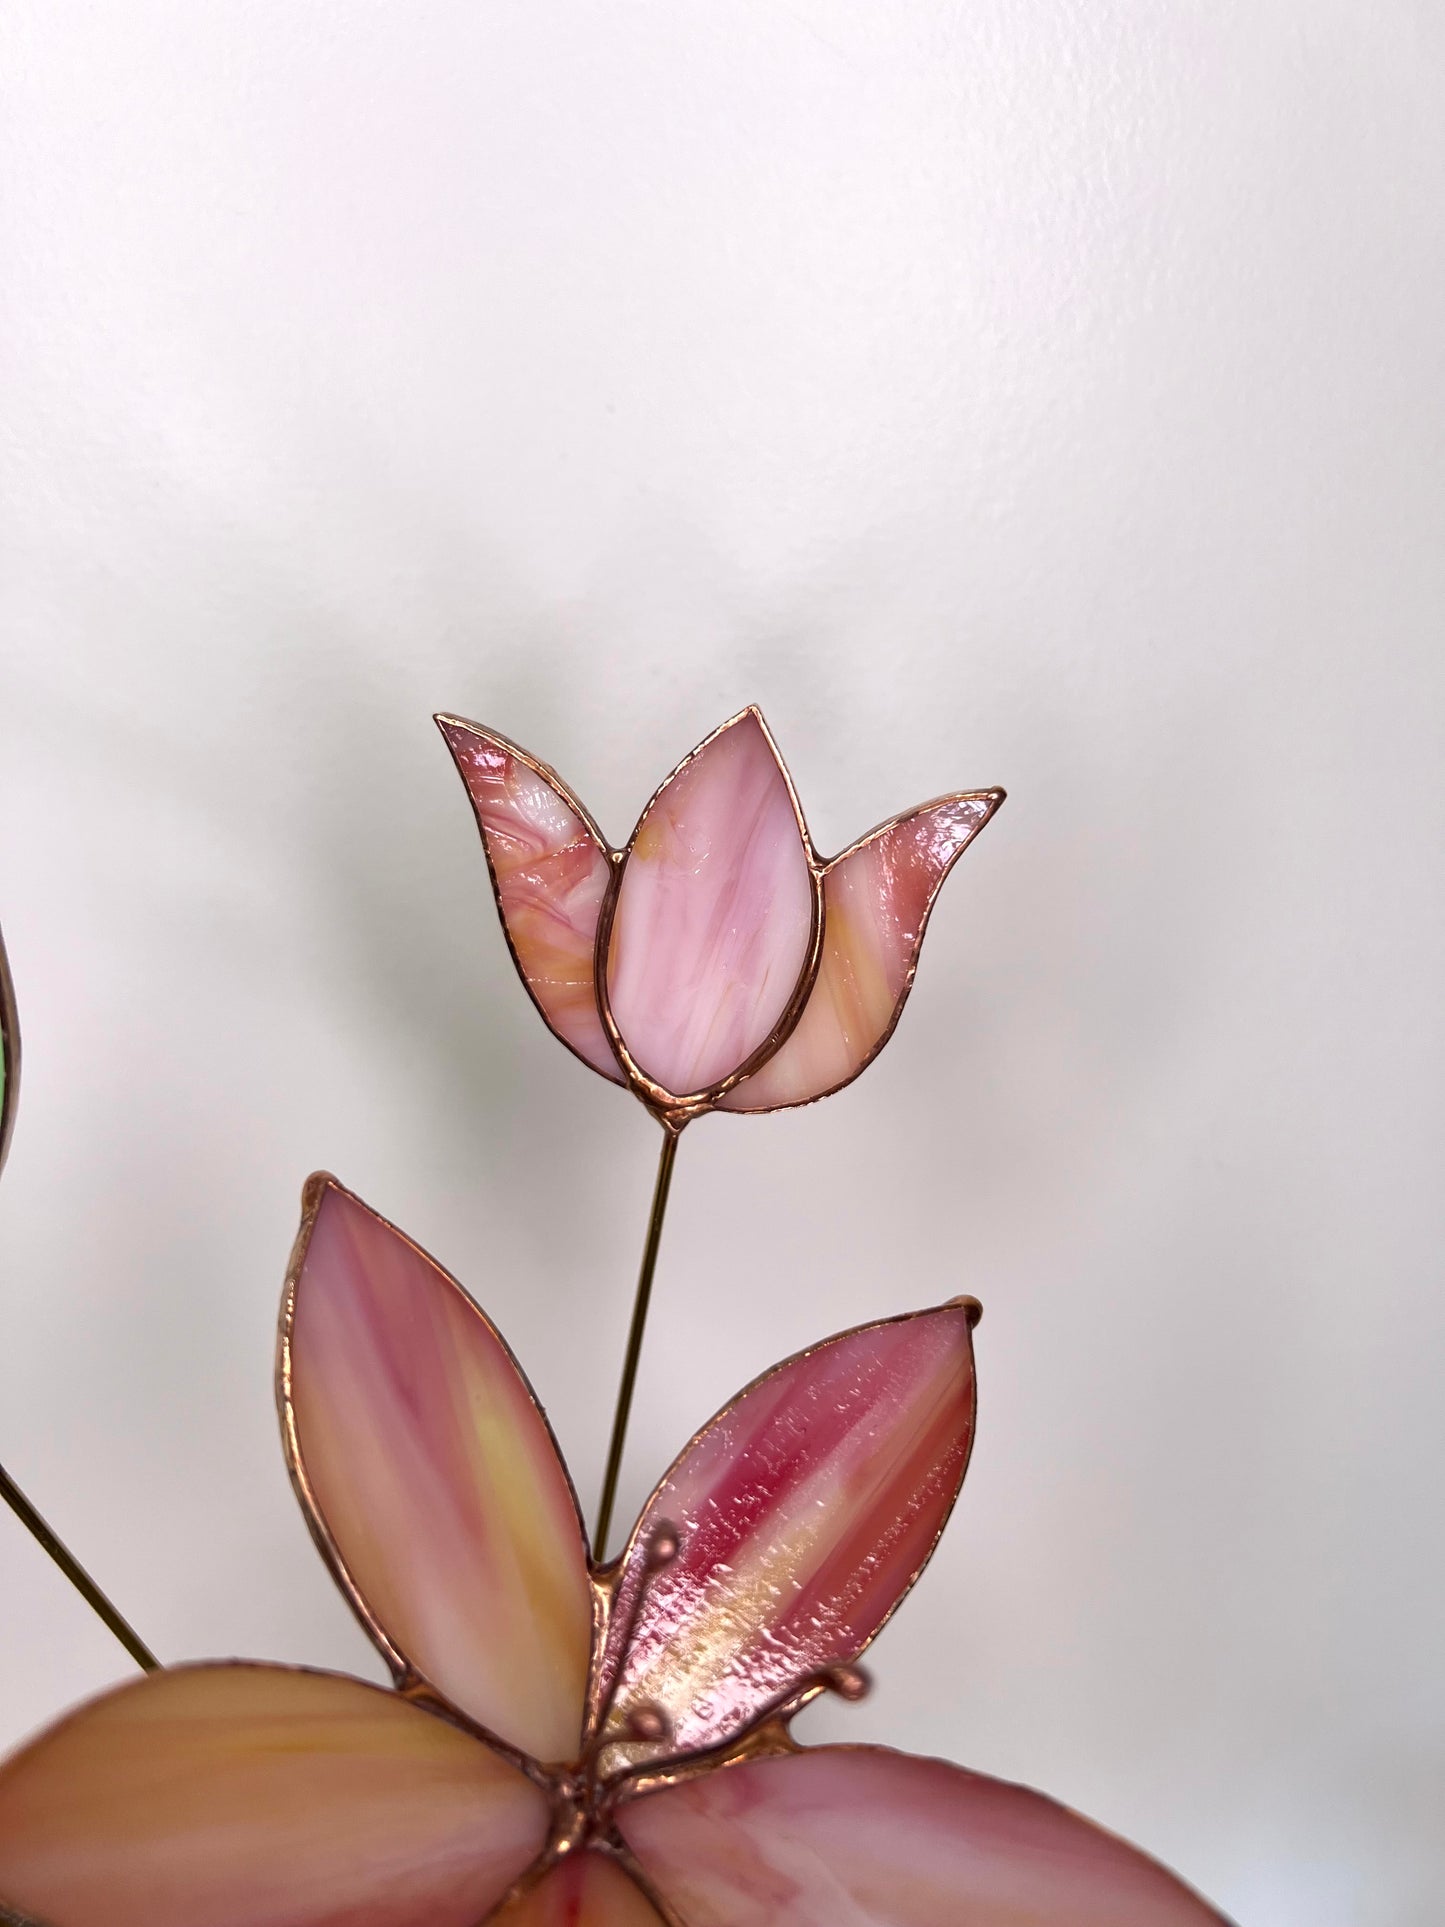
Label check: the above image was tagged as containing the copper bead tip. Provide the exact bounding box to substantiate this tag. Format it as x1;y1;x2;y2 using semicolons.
645;1519;682;1568
822;1662;872;1703
625;1701;673;1743
946;1294;983;1329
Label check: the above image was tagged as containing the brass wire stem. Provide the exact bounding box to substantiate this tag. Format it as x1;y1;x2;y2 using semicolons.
0;1458;158;1673
593;1125;680;1559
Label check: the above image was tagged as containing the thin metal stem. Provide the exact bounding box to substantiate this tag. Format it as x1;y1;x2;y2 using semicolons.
594;1125;680;1560
0;1458;159;1673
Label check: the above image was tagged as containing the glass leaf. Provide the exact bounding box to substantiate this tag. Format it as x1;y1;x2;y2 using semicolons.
620;1744;1230;1926
594;1302;976;1770
605;709;817;1101
722;791;1004;1111
0;1663;547;1927
438;717;624;1082
282;1176;594;1764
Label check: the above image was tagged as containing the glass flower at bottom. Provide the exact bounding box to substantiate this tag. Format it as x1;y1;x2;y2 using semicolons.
0;1178;1228;1926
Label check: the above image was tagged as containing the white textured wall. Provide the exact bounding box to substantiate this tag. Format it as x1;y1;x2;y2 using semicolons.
1;5;1441;1921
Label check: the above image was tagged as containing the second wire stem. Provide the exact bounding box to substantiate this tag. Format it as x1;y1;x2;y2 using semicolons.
592;1125;680;1561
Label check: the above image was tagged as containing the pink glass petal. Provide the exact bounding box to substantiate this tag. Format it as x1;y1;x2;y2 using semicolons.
439;717;623;1082
620;1745;1230;1926
0;1663;549;1927
595;1305;976;1770
722;791;1004;1111
283;1177;594;1763
0;922;18;1178
495;1853;666;1925
605;710;816;1098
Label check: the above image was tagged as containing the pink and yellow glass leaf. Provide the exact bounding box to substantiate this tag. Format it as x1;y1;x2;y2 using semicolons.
620;1746;1229;1927
722;790;1004;1111
0;1663;548;1927
282;1176;594;1764
602;710;819;1102
438;719;623;1081
594;1301;978;1769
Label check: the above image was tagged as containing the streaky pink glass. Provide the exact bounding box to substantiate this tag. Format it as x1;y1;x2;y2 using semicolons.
498;1854;666;1925
438;718;623;1082
722;791;1004;1111
596;1305;976;1769
605;709;816;1098
620;1746;1229;1926
284;1178;594;1764
0;1663;548;1927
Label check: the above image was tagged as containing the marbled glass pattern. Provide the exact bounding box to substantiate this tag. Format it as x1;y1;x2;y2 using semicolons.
284;1178;594;1763
439;719;622;1081
497;1855;665;1925
596;1306;976;1769
605;710;815;1098
0;1663;548;1927
620;1746;1228;1926
723;792;1003;1111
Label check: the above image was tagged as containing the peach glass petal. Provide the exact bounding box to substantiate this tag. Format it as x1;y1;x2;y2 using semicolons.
595;1305;975;1769
620;1746;1230;1927
438;717;623;1082
0;1663;549;1927
0;922;17;1177
496;1853;666;1925
605;710;816;1098
722;791;1004;1112
283;1178;594;1763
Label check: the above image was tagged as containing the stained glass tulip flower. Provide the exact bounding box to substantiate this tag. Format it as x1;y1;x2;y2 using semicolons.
0;1176;1228;1926
438;708;1004;1125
